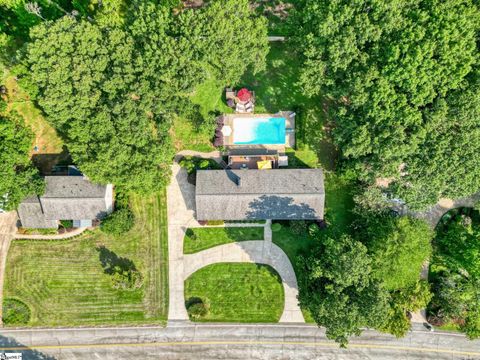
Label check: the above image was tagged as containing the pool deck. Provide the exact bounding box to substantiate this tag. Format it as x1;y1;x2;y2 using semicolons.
223;112;295;150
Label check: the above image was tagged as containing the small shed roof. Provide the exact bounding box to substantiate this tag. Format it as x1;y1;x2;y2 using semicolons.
237;88;252;102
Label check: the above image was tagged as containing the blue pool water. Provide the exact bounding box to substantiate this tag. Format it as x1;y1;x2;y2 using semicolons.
233;117;286;145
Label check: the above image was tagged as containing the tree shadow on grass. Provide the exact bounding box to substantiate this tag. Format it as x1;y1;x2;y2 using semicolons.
96;246;137;275
0;335;56;360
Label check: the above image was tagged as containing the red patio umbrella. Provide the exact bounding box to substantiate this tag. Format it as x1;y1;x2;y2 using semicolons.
237;88;252;102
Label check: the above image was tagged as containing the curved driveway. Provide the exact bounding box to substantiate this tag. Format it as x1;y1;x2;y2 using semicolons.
167;162;304;323
184;240;304;323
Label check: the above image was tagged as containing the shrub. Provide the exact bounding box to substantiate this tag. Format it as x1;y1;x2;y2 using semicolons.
271;223;282;232
206;220;224;226
186;297;209;320
179;156;222;175
308;223;320;236
3;298;31;325
290;220;307;235
60;220;73;228
101;208;134;235
111;266;143;290
18;228;58;235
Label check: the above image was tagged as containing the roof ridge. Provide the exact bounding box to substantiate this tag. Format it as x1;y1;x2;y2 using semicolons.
41;196;106;199
196;192;325;196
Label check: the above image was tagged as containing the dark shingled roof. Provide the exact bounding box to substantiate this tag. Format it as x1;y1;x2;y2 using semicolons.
18;176;111;228
17;197;58;229
195;169;325;221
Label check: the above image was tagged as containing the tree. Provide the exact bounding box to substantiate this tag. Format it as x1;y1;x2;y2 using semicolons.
293;0;480;209
381;280;432;337
429;212;480;338
361;215;433;290
27;17;175;193
27;1;268;192
0;111;44;210
180;0;269;85
297;233;389;346
391;77;480;209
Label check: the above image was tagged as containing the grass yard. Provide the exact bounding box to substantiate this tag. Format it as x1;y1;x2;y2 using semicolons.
272;174;355;323
3;192;168;327
1;65;69;173
240;42;336;171
184;263;284;322
172;79;233;152
183;227;264;254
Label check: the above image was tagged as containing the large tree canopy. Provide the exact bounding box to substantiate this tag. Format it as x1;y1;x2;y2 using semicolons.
392;76;480;207
297;232;389;346
294;0;480;209
28;17;175;193
429;212;480;338
0;111;44;210
361;215;433;290
27;0;268;192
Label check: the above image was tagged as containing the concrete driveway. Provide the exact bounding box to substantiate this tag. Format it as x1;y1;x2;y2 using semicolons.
166;162;304;323
0;211;18;325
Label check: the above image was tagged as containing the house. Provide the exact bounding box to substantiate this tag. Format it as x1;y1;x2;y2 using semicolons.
195;169;324;221
18;176;114;229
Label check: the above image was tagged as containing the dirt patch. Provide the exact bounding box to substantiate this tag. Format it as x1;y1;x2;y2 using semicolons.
252;0;294;19
438;198;455;209
183;0;204;9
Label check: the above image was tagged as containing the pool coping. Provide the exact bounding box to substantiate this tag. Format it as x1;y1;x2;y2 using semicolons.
222;112;295;149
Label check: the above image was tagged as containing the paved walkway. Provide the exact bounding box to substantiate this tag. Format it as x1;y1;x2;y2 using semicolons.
166;162;304;323
183;240;304;322
0;211;18;325
167;163;197;321
401;192;480;324
399;192;480;228
14;226;87;240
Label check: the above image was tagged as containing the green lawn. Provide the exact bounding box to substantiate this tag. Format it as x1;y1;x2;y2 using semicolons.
240;42;335;171
3;192;169;327
1;64;68;173
183;227;264;254
172;79;233;152
272;174;355;323
184;263;284;322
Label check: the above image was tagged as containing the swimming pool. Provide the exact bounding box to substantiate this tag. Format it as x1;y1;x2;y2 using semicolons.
233;117;286;145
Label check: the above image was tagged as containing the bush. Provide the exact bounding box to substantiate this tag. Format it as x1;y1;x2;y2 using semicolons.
18;228;58;235
290;220;307;235
3;298;31;325
308;223;320;236
111;266;143;290
271;223;282;232
199;159;210;169
206;220;224;226
101;208;134;235
186;297;209;320
60;220;73;228
179;156;222;175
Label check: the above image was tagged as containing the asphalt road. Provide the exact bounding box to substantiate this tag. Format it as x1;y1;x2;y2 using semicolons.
0;323;479;360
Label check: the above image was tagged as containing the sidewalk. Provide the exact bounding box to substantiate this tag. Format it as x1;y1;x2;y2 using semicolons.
0;211;18;325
